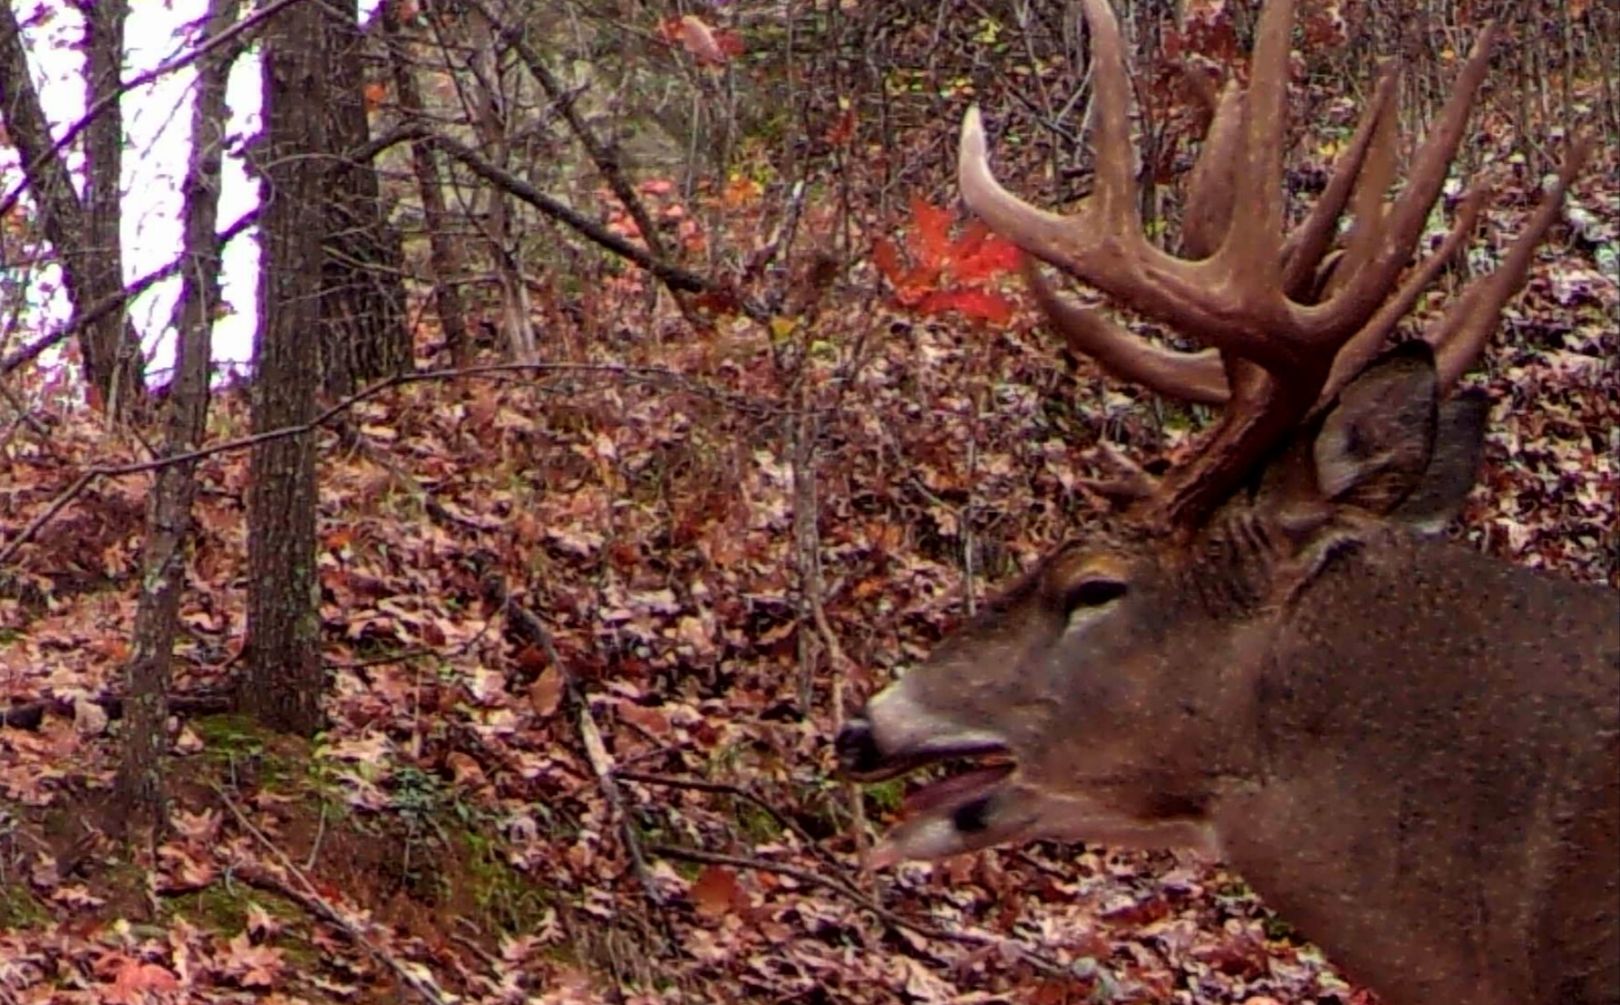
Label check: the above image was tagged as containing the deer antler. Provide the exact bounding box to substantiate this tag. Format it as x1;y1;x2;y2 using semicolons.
960;0;1588;529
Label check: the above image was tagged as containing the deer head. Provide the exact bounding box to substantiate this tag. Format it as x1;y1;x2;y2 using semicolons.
835;2;1616;1003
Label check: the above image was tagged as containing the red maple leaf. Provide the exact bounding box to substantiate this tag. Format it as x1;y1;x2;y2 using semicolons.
874;197;1022;323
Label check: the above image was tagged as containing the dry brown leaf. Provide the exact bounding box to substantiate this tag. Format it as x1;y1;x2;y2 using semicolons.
530;667;565;718
690;865;746;917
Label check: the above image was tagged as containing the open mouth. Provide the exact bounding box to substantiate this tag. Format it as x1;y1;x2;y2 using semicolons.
836;726;1021;862
896;760;1014;824
838;735;1009;785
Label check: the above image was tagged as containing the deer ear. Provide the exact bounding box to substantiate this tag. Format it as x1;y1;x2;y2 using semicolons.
1389;389;1490;534
1312;342;1440;515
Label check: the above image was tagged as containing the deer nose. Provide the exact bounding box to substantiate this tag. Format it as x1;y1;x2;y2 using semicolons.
835;717;884;777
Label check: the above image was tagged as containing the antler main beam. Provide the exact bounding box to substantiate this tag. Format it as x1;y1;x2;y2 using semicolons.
960;0;1587;528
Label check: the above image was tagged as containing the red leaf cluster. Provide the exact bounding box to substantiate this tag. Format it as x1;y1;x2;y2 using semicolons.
874;196;1023;325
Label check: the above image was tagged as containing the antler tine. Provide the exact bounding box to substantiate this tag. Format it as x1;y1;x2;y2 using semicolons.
1008;11;1243;407
1219;0;1292;289
955;0;1140;270
1318;134;1587;403
1304;23;1499;342
1328;85;1406;301
1279;66;1399;299
1181;82;1246;260
1185;62;1399;300
1321;185;1490;400
1152;19;1518;527
1025;259;1229;404
1427;134;1592;389
960;0;1294;370
1143;0;1324;529
1323;77;1400;300
959;1;1576;532
1082;0;1140;229
958;107;1075;265
1166;134;1587;526
958;0;1306;531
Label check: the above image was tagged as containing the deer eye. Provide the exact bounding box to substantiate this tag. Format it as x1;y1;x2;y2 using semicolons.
1063;577;1128;612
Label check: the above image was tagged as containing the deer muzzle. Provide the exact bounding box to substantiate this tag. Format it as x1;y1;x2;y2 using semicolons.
836;687;1033;864
835;685;1011;782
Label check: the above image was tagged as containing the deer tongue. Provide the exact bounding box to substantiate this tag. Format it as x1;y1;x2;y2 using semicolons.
901;763;1014;817
868;763;1019;868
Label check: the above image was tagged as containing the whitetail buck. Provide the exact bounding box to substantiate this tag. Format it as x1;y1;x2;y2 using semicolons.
835;1;1619;1003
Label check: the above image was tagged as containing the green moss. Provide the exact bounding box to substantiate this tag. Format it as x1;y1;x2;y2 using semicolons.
191;714;322;792
192;714;271;760
162;881;287;933
0;883;49;929
865;778;905;814
319;765;557;936
733;801;785;844
455;828;555;934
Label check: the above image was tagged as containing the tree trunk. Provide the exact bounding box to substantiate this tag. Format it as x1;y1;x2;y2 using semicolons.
465;8;536;362
82;0;145;415
383;1;471;366
118;0;241;834
0;0;146;415
241;0;326;736
319;3;409;397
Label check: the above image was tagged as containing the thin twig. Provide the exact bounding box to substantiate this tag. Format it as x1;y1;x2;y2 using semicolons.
0;0;292;221
489;3;665;265
483;574;664;908
0;209;260;377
